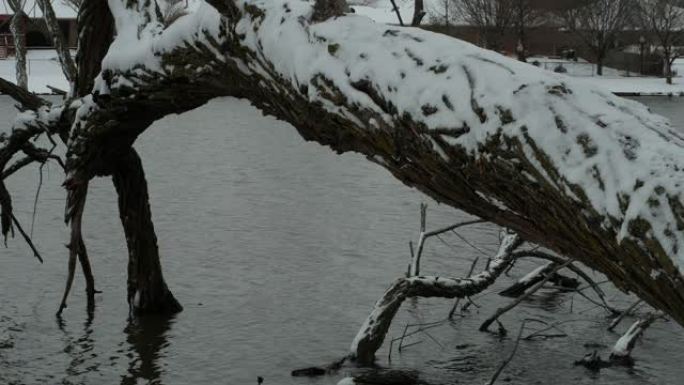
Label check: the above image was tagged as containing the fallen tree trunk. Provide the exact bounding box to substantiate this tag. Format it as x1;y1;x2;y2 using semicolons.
2;0;684;330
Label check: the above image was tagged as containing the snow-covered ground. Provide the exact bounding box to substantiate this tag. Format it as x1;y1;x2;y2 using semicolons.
0;50;70;94
349;0;463;25
584;77;684;96
527;57;684;95
349;0;415;24
0;50;682;97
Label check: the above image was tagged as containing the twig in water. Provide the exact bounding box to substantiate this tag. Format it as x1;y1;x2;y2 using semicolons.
608;300;642;331
487;320;528;385
30;164;44;237
479;259;574;332
10;213;43;263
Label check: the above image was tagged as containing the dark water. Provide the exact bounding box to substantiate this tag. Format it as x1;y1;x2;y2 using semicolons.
1;95;684;385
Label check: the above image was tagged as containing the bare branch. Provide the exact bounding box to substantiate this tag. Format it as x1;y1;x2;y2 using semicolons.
0;77;48;111
351;231;521;365
487;319;528;385
10;212;44;263
608;300;643;331
479;259;575;332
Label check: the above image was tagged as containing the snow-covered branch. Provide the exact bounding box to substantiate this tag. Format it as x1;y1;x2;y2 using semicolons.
350;231;521;364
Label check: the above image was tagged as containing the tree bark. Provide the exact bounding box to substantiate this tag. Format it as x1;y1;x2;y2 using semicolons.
112;148;182;315
75;0;114;97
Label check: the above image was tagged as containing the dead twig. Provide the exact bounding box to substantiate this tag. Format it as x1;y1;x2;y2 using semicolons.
407;202;485;276
10;213;43;263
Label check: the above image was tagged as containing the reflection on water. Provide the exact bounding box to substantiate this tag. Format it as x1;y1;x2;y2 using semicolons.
1;96;684;385
120;316;174;385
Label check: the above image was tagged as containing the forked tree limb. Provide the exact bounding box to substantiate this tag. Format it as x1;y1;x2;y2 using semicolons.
351;231;521;365
407;202;485;276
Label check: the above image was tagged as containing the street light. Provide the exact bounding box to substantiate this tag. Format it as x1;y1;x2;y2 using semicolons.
639;35;647;75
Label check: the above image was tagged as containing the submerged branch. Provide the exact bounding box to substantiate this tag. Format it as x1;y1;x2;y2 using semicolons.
479;259;575;332
351;231;521;365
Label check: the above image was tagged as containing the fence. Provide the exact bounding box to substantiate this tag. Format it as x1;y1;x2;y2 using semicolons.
531;59;664;78
0;34;14;59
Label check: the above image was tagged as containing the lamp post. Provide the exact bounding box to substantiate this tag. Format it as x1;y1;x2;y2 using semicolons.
639;35;646;75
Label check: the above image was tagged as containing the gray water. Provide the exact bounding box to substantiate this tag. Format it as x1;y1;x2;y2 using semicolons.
1;95;684;385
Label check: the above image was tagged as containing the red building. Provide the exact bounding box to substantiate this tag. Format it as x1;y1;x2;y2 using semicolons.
0;0;77;58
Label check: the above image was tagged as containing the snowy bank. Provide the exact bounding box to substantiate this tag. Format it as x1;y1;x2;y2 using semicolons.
584;77;684;96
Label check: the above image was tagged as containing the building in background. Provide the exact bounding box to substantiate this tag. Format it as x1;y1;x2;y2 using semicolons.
0;0;77;58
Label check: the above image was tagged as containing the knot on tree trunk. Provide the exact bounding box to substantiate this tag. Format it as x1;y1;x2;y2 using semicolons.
312;0;348;22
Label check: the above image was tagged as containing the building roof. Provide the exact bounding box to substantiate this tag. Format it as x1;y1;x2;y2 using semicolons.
0;0;77;19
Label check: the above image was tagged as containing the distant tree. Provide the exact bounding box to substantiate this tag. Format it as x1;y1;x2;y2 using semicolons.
510;0;546;62
412;0;426;26
558;0;635;76
6;0;28;90
431;0;457;27
63;0;83;12
637;0;684;84
453;0;515;51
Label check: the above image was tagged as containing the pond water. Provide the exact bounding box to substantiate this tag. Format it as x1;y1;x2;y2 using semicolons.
1;95;684;385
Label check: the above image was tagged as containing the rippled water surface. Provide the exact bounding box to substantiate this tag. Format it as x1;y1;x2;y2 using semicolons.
1;95;684;385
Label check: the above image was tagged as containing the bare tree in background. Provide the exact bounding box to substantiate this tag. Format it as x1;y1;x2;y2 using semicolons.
511;0;546;62
412;0;426;26
638;0;684;84
6;0;28;90
62;0;82;12
430;0;456;27
453;0;515;51
558;0;634;76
